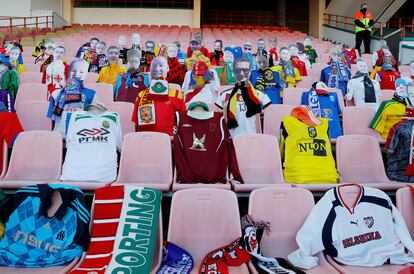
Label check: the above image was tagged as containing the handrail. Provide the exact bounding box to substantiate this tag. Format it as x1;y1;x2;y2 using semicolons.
0;16;54;35
324;13;384;36
401;25;414;38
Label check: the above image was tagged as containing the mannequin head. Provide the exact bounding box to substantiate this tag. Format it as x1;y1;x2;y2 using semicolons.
279;47;291;62
9;46;21;61
90;38;99;50
234;57;252;82
96;42;106;55
53;46;66;61
172;41;181;50
223;50;234;63
256;54;269;70
269;37;277;49
330;48;341;62
167;44;178;58
410;61;414;76
396;78;408;98
334;43;343;52
127;49;141;69
407;82;414;100
118;35;127;47
288;44;299;57
243;42;252;53
190;40;201;52
69;59;88;81
257;39;265;51
304;36;312;47
355;58;369;74
145;41;155;53
214;40;223;51
150;56;168;79
45;40;56;55
131;33;141;45
107;46;120;63
193;32;203;44
383;52;392;64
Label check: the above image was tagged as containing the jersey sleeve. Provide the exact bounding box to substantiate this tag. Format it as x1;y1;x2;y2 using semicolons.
385;121;403;151
346;80;354;101
215;91;226;110
47;96;56;119
71;191;91;251
369;101;389;132
294;68;301;82
211;69;221;92
113;74;123;98
131;93;142;124
393;202;414;253
300;92;307;105
333;92;342;115
259;89;271;110
320;69;326;83
223;117;244;183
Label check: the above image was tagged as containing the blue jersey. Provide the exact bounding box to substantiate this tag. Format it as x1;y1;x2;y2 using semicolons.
320;65;351;96
250;69;282;104
0;184;90;267
301;90;343;138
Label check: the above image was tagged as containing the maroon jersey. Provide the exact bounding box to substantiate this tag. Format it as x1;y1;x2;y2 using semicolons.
174;112;244;184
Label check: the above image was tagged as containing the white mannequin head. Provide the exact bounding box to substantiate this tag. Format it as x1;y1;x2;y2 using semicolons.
69;59;88;81
118;35;127;47
257;39;265;51
407;82;414;100
383;52;392;64
330;48;341;62
410;61;414;76
356;58;369;74
96;42;106;55
150;56;168;79
223;50;234;63
107;46;120;63
53;46;66;61
243;42;252;53
45;40;56;55
288;44;299;57
9;46;21;61
131;33;141;45
127;49;141;69
279;47;291;62
304;36;312;47
167;44;178;58
234;57;252;82
90;38;99;50
214;40;223;51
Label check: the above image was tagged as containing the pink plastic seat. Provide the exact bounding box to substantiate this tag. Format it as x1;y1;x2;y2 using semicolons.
105;101;135;135
168;188;249;273
248;187;339;274
283;87;305;105
0;131;62;189
342;106;383;143
0;140;7;178
19;72;42;84
231;134;287;191
84;72;99;83
336;135;407;190
84;82;114;104
16;100;51;131
168;83;181;91
399;65;410;76
24;63;40;72
310;62;327;72
295;76;317;89
14;83;48;109
112;132;172;191
307;68;322;79
396;187;414;238
379;89;395;103
263;104;295;138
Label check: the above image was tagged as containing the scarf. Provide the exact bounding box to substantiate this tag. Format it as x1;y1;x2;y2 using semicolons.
210;50;224;66
219;62;236;85
352;71;376;103
167;57;185;85
382;63;393;71
125;67;143;88
327;61;349;88
227;81;262;129
156;242;194;274
51;78;85;122
41;55;54;73
308;87;329;117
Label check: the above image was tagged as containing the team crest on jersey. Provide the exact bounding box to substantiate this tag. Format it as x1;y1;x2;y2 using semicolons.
364;216;374;228
189;133;206;151
264;70;274;81
209;123;216;132
138;105;155;125
102;120;110;129
308;127;317;138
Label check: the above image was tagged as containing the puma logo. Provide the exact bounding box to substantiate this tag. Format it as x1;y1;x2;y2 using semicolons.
350;220;358;227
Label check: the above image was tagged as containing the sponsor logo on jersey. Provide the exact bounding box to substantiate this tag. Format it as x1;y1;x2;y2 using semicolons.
321;109;333;118
161;254;193;272
14;231;62;253
77;127;110;143
350;220;358;227
297;139;327;156
342;231;382;248
364;216;374;228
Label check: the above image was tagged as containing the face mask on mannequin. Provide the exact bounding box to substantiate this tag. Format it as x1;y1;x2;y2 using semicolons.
96;43;106;55
53;47;66;61
214;41;222;51
118;36;126;48
304;38;312;47
356;60;369;74
145;42;155;53
289;46;299;57
69;60;88;81
150;57;167;79
90;39;99;50
167;45;178;58
280;49;291;62
223;51;234;63
9;48;20;61
234;60;251;82
257;40;265;51
131;33;141;45
107;48;120;63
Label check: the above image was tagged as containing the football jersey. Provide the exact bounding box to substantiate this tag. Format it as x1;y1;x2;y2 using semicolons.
114;69;149;103
97;63;126;86
174;111;243;184
320;65;351;96
215;87;271;137
288;185;414;269
374;70;401;90
280;116;339;184
60;111;123;182
301;91;342;138
346;76;381;111
370;99;407;139
0;184;90;267
250;69;283;104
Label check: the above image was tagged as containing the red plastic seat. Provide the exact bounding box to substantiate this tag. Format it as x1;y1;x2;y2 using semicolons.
263;104;295;138
105;101;135;135
84;72;99;84
168;188;249;273
16;100;51;131
295;76;317;89
19;72;43;83
342;106;383;143
14;83;48;109
84;82;114;104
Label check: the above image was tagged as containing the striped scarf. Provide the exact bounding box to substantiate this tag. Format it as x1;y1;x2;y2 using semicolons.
50;78;85;123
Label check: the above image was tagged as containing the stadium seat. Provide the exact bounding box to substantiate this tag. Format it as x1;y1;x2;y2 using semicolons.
84;72;99;83
168;83;181;91
105;101;135;135
379;89;394;103
295;76;317;89
0;140;7;179
342;107;383;143
307;68;322;79
19;71;42;83
310;62;327;72
112;132;172;191
24;63;41;72
231;134;287;191
0;131;63;188
263;104;295;138
248;187;339;274
329;87;345;111
14;83;48;110
84;83;114;104
336;135;407;190
282;87;305;105
16;100;51;131
167;188;249;273
399;65;410;76
396;187;414;238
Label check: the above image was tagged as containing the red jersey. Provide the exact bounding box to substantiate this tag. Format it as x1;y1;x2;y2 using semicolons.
132;88;186;136
377;70;401;90
174;111;243;184
0;112;23;145
344;48;358;64
208;51;224;66
291;56;308;76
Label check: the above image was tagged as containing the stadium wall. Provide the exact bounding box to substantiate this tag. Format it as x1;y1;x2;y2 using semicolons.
73;8;194;26
399;39;414;65
0;0;31;17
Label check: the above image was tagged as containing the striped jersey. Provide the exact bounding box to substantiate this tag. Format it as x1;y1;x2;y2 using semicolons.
370;99;407;139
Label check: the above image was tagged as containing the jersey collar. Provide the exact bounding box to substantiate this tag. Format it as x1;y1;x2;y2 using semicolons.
335;184;364;214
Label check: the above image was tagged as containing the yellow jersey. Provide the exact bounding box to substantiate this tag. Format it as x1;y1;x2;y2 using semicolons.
370;100;407;139
271;65;301;88
97;63;126;86
281;116;339;184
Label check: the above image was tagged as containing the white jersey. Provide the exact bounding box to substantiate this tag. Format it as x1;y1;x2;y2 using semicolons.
184;82;218;105
181;69;220;96
60;111;123;182
288;185;414;269
215;87;271;137
346;76;381;111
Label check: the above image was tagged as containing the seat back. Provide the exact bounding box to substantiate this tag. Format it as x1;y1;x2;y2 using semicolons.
263;104;295;138
16;100;51;131
336;135;389;184
19;72;42;83
84;83;114;104
295;76;317;89
396;187;414;238
3;131;62;181
84;72;99;83
379;90;395;103
0;140;7;178
283;87;306;105
15;83;48;109
342;106;381;140
234;134;285;184
105;101;135;135
116;132;172;185
248;187;314;257
24;63;40;72
168;83;181;91
168;189;241;264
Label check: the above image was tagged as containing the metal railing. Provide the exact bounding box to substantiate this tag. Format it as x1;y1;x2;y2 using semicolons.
0;15;54;35
324;13;384;36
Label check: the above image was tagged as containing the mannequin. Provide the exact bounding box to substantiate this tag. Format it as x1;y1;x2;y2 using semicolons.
373;44;397;70
118;35;129;64
184;61;218;104
217;50;236;85
89;41;109;73
272;47;301;89
185;45;211;71
76;37;99;64
0;58;19;98
97;46;126;86
114;49;149;103
371;52;401;90
303;36;318;64
172;41;186;65
254;38;274;67
320;48;351;96
187;32;208;58
242;41;256;70
42;46;69;96
35;40;56;66
8;46;25;76
132;56;186;135
139;40;156;72
131;33;141;51
288;44;307;76
343;44;359;65
209;39;224;66
269;37;278;64
333;43;351;68
346;58;380;110
166;44;186;85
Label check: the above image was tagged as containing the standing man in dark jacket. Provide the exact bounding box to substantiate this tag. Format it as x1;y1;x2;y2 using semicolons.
354;3;374;54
